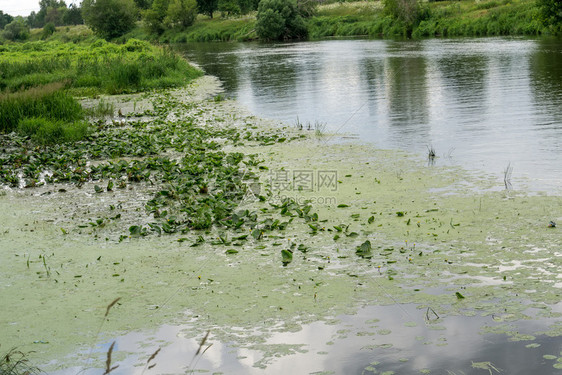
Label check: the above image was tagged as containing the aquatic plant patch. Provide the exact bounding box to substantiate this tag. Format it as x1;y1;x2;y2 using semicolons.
0;77;560;373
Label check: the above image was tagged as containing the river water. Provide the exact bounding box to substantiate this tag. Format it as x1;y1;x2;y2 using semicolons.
178;37;562;192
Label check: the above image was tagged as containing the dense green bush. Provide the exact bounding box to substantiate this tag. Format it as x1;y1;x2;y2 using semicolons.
256;0;308;40
81;0;138;39
42;22;57;39
197;0;219;17
165;0;198;29
144;0;171;34
218;0;242;16
2;17;30;41
383;0;429;35
538;0;562;28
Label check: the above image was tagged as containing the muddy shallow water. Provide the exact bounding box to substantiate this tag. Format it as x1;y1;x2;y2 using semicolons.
1;76;561;374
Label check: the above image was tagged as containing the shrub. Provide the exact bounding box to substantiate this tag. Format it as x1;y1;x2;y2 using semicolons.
383;0;428;34
143;0;171;34
81;0;138;39
164;0;198;29
538;0;562;27
197;0;219;18
218;0;242;17
2;17;30;41
256;0;308;40
42;22;57;39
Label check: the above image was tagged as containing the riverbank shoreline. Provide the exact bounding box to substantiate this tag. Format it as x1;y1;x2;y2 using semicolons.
1;75;561;374
147;0;548;42
24;0;558;45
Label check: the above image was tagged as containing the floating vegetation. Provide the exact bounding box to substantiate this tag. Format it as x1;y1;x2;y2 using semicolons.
1;75;561;374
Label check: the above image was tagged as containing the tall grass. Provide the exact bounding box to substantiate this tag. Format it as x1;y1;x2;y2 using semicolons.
413;0;543;37
0;348;41;375
18;117;90;145
0;39;203;94
0;82;83;133
161;17;257;42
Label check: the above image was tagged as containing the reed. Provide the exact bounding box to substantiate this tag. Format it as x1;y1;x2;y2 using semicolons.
0;82;83;133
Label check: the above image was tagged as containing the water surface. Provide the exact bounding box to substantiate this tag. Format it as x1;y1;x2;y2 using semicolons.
179;38;562;192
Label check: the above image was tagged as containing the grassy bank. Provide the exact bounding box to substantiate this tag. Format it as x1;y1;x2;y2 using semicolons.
17;0;553;45
122;0;551;42
0;38;202;94
0;38;202;144
310;0;546;38
160;16;257;42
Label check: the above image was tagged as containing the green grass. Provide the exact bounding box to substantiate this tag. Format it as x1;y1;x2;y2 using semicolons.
29;24;96;43
0;82;83;133
0;38;203;94
309;0;546;38
24;0;551;45
413;0;544;37
0;349;41;375
160;15;257;42
17;117;90;145
0;38;202;146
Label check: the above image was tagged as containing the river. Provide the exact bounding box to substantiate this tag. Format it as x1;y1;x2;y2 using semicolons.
178;37;562;193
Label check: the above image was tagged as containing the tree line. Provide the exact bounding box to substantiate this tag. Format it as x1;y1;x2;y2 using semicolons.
1;0;561;42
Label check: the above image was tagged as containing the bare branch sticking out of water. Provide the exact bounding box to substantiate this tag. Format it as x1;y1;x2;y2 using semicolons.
141;348;161;375
103;341;118;375
187;330;212;373
105;297;121;318
504;162;513;190
427;145;436;166
195;330;210;356
425;307;439;322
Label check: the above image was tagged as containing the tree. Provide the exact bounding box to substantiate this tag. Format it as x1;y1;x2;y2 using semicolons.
35;0;67;27
196;0;218;18
255;0;307;40
0;11;14;30
134;0;153;9
218;0;241;17
2;17;30;41
164;0;197;28
27;11;40;28
538;0;562;27
62;4;84;25
82;0;138;39
45;6;65;25
143;0;170;34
